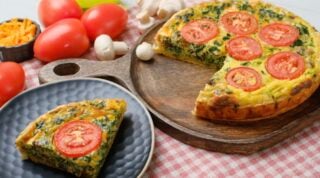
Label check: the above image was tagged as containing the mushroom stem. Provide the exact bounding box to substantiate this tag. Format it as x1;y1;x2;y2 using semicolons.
136;9;156;32
136;0;160;16
157;0;185;19
113;42;129;55
136;10;151;24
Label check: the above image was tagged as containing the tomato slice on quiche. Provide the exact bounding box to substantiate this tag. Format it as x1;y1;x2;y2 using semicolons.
181;19;219;44
54;120;103;158
259;23;300;46
266;52;305;80
226;36;262;61
226;67;262;92
221;11;258;36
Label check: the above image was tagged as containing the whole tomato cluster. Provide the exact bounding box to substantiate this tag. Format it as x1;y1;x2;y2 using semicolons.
34;0;128;62
0;0;128;107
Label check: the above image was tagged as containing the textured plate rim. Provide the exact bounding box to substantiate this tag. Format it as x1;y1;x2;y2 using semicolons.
0;77;155;178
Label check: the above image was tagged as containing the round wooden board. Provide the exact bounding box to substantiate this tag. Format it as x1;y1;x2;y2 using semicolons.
39;22;320;154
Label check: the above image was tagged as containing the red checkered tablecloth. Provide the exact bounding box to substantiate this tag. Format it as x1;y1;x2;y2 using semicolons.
18;0;320;177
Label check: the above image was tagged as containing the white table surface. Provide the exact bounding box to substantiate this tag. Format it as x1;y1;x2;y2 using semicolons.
0;0;135;24
0;0;319;30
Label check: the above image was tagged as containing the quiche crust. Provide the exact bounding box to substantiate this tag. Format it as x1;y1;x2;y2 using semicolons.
194;79;318;120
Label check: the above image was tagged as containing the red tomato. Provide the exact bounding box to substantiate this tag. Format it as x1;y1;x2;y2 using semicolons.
0;62;25;107
81;4;128;41
266;52;305;80
226;67;262;92
181;19;219;44
226;36;262;61
54;120;102;158
259;23;299;47
221;11;258;36
34;19;90;62
38;0;83;27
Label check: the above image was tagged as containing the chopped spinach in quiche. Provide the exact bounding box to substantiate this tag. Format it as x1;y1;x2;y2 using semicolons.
16;99;127;177
154;0;320;120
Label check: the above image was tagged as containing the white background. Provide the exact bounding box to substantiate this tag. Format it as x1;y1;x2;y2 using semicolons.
0;0;319;30
0;0;135;24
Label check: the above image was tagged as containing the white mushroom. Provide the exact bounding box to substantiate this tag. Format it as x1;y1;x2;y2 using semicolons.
136;42;154;61
137;10;156;32
94;35;129;60
136;10;155;24
136;0;160;17
113;41;129;55
94;35;115;61
157;0;185;19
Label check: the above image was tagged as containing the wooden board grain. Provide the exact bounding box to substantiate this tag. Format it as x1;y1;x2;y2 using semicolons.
38;22;320;154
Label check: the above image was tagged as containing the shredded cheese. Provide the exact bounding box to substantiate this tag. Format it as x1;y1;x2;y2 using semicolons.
0;18;37;47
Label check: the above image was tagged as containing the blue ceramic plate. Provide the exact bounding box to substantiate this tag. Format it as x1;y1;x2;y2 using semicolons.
0;78;154;178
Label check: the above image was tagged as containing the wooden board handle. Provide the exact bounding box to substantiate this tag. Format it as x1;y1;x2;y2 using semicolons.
38;54;134;90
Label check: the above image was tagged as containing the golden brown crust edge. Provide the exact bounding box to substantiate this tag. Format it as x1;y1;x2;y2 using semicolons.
194;79;319;121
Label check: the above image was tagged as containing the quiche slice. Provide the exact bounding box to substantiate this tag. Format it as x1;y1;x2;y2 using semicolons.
16;99;127;177
154;0;320;120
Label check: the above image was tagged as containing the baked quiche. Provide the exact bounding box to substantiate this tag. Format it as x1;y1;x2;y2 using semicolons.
154;0;320;120
16;99;127;177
